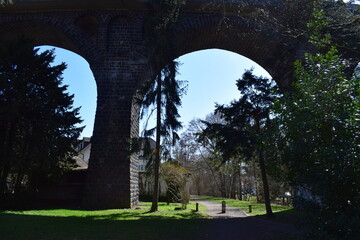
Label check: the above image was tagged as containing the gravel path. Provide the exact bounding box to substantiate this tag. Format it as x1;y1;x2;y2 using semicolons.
193;197;248;218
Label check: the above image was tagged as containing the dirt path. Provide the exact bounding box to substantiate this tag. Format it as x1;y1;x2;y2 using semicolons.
192;197;304;240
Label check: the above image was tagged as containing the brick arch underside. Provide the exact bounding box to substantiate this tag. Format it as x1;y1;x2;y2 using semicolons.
0;21;81;55
0;16;100;66
171;14;297;89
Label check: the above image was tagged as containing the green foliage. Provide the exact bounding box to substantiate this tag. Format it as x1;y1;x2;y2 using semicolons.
161;162;190;209
138;60;187;159
201;70;280;160
272;2;360;238
138;60;186;212
0;38;83;200
307;1;332;48
0;0;12;7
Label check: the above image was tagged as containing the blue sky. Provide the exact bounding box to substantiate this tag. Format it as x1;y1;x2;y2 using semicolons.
39;46;271;138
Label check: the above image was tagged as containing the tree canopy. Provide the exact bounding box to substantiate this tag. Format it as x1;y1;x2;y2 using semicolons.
271;3;360;238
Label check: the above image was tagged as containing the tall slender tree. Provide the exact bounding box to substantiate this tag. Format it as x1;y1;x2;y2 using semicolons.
138;60;186;212
138;0;185;212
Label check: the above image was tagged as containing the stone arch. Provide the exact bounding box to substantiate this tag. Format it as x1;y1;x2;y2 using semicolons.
131;13;293;143
0;2;310;210
0;20;80;56
0;14;101;65
165;14;302;90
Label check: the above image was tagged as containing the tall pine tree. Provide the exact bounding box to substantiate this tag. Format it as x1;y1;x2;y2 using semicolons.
0;38;83;200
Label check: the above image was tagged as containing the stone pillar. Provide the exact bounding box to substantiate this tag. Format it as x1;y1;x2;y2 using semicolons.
80;11;149;209
83;59;144;209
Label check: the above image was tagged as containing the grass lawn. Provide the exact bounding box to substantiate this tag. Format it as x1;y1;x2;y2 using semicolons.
3;201;208;220
0;201;210;240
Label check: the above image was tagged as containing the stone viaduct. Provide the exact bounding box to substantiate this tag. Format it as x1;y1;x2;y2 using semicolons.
0;0;304;209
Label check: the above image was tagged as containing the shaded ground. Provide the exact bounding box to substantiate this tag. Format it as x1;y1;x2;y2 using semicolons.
194;198;305;240
0;213;305;240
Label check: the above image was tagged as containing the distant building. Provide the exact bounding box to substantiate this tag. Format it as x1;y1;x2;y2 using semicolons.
73;137;91;169
73;137;156;172
72;137;190;203
137;138;156;172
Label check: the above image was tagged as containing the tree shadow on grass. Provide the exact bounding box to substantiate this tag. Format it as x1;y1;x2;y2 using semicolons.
0;212;209;240
0;209;307;240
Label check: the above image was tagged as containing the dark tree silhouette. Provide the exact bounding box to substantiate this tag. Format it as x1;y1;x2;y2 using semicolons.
201;69;280;217
0;38;83;200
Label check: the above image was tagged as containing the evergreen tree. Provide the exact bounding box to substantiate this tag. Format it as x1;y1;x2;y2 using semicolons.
0;38;83;200
201;70;280;217
138;0;185;212
138;60;186;212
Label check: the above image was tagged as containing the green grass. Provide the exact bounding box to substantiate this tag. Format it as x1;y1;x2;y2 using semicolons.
0;201;211;240
2;201;208;220
0;200;308;240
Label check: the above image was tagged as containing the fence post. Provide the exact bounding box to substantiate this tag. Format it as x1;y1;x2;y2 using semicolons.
195;203;199;212
222;201;226;213
249;205;252;213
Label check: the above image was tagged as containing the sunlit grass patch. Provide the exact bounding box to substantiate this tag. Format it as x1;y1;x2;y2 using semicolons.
2;201;208;220
0;202;210;240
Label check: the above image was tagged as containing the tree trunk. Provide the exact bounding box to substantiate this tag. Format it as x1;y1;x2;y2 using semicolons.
14;172;25;196
230;171;236;199
0;121;16;199
0;164;10;199
238;165;243;200
203;158;222;197
253;159;259;202
255;116;273;217
150;74;162;212
220;172;226;198
258;151;273;217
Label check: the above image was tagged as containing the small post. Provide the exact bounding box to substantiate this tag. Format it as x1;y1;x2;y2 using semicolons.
222;201;226;213
249;205;252;213
195;203;199;212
